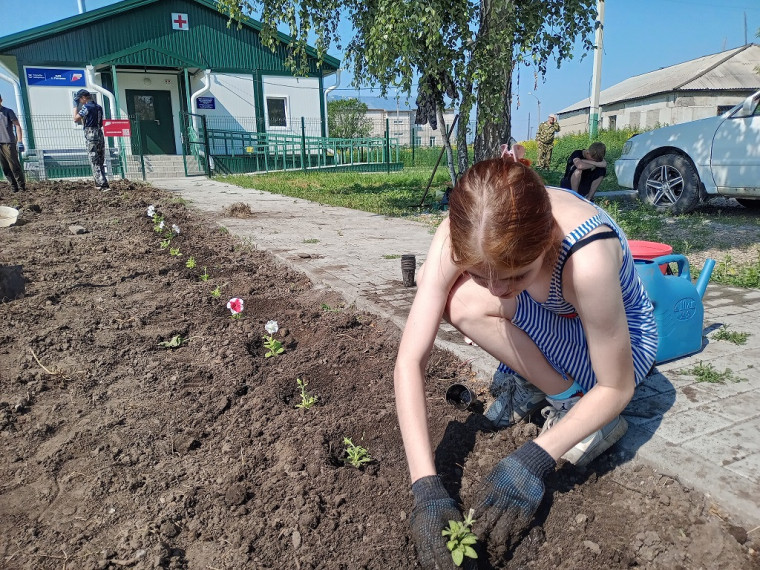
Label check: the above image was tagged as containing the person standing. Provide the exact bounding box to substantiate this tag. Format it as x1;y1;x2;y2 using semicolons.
0;93;26;193
535;113;560;169
72;89;109;190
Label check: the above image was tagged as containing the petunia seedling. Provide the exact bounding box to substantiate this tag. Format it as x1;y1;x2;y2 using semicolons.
342;437;371;468
227;297;244;319
262;320;284;357
158;334;187;349
442;508;478;567
295;378;317;409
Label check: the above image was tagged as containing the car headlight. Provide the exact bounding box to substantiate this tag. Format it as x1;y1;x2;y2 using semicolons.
622;140;632;156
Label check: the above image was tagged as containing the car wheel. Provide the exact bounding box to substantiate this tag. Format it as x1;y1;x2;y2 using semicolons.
736;198;760;210
637;154;701;214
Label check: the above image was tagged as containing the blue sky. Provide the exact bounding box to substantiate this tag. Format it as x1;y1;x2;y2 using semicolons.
1;0;759;141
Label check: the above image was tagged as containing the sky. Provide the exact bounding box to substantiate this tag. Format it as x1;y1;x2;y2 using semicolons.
1;0;759;142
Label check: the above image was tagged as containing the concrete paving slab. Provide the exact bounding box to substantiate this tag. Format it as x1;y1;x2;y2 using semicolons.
151;177;760;528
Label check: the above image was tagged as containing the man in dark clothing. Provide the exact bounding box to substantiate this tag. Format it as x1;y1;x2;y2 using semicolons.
72;89;109;190
0;93;26;193
559;141;607;201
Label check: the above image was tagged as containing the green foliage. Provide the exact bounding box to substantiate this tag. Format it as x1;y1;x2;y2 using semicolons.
442;509;478;567
199;267;210;282
343;437;372;468
681;362;746;384
262;335;285;358
711;326;749;346
211;285;222;299
295;378;318;409
327;98;373;139
186;256;197;269
170;247;182;257
160;238;171;250
303;238;320;244
158;334;187;349
710;254;760;288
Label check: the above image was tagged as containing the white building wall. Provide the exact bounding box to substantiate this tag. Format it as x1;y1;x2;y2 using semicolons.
365;109;456;146
190;72;257;132
261;75;322;135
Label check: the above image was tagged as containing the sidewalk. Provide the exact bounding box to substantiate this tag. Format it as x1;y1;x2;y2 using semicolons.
153;177;760;528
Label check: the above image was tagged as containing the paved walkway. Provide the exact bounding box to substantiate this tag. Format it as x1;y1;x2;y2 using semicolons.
154;177;760;529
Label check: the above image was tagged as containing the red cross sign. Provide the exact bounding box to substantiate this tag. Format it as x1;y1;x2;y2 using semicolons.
171;13;189;30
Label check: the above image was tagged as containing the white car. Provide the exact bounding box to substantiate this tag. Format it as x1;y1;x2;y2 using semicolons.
615;90;760;214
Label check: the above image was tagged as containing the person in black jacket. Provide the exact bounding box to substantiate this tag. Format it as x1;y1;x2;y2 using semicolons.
0;93;26;193
559;141;607;201
73;89;109;190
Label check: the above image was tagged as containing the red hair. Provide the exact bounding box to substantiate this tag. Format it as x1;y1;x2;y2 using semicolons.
448;158;558;271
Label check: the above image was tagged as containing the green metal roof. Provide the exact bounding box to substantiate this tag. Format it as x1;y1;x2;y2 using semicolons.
0;0;340;73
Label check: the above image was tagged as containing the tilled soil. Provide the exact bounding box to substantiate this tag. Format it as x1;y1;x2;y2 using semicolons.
0;180;758;569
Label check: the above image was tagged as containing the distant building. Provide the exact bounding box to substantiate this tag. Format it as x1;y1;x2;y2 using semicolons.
558;44;760;134
365;108;457;147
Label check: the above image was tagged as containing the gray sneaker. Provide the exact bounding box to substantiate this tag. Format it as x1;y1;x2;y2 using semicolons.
484;370;546;428
541;401;628;467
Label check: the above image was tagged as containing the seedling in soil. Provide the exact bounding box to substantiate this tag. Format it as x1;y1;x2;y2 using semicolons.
442;508;478;567
160;238;171;250
199;267;210;282
711;326;749;345
295;378;317;409
158;334;187;349
343;437;371;468
682;361;746;383
320;303;341;312
211;285;222;298
263;320;284;357
170;247;181;257
227;297;244;320
186;256;197;269
153;215;165;233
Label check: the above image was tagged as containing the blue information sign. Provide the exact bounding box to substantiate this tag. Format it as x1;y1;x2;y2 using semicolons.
197;96;216;109
26;67;87;87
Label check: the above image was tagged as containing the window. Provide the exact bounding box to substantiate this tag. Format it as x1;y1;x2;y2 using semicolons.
607;115;617;131
414;137;422;146
429;136;436;147
266;97;287;127
717;105;734;116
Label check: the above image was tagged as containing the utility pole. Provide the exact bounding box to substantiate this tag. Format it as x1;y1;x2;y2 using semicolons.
527;112;531;141
589;0;605;139
528;92;541;126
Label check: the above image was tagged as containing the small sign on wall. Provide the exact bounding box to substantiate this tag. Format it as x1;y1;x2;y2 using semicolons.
197;97;215;109
172;13;189;30
103;120;132;137
27;68;86;87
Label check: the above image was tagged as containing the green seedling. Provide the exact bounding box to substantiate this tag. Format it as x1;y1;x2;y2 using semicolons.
382;254;401;259
711;326;749;345
442;508;478;567
303;238;319;244
170;247;181;257
152;214;165;232
219;226;229;234
160;238;171;250
343;437;371;468
211;285;222;298
295;378;317;409
682;361;746;384
262;335;284;358
199;267;210;282
185;256;197;269
320;303;342;312
158;334;187;349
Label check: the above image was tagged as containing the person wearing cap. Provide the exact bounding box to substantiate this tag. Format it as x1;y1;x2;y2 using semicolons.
535;113;560;169
0;93;26;193
73;89;109;190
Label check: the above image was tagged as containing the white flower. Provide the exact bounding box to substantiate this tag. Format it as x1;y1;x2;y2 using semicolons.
147;205;155;218
265;320;279;335
227;297;244;315
171;224;181;235
158;220;165;230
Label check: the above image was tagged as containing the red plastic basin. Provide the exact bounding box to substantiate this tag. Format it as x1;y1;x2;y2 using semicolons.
629;240;673;275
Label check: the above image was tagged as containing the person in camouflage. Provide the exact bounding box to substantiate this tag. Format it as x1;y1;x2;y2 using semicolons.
72;89;109;190
535;113;560;169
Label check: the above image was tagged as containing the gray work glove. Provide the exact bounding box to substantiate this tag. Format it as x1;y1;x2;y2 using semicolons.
472;441;555;559
17;142;24;153
410;475;461;569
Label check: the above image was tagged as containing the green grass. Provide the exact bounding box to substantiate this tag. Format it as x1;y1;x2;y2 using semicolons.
710;326;749;345
681;361;746;383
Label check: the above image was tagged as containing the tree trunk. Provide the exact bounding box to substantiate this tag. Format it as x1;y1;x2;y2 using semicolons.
456;81;475;178
437;107;457;185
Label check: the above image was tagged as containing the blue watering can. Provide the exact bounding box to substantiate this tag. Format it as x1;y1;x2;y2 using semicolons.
634;254;715;364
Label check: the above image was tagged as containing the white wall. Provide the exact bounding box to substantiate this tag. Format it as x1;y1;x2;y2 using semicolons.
190;72;257;132
116;71;182;154
261;75;322;134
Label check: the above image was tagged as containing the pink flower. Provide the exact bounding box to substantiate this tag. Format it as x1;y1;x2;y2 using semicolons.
226;297;244;315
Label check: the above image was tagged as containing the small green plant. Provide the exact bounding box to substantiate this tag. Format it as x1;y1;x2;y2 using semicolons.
682;361;746;384
199;267;209;282
263;320;284;357
219;226;229;234
382;254;401;259
295;378;317;409
160;238;171;250
711;326;749;345
211;284;222;298
442;508;478;567
320;303;342;312
343;437;371;468
186;256;197;269
152;214;165;233
170;247;181;257
303;238;319;244
158;334;187;349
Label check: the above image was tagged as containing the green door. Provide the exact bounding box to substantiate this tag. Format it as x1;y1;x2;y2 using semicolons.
126;89;176;154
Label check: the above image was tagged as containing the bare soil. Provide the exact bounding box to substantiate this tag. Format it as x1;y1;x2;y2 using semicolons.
1;180;759;569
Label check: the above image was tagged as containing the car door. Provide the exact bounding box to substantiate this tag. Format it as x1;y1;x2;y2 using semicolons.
710;91;760;189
